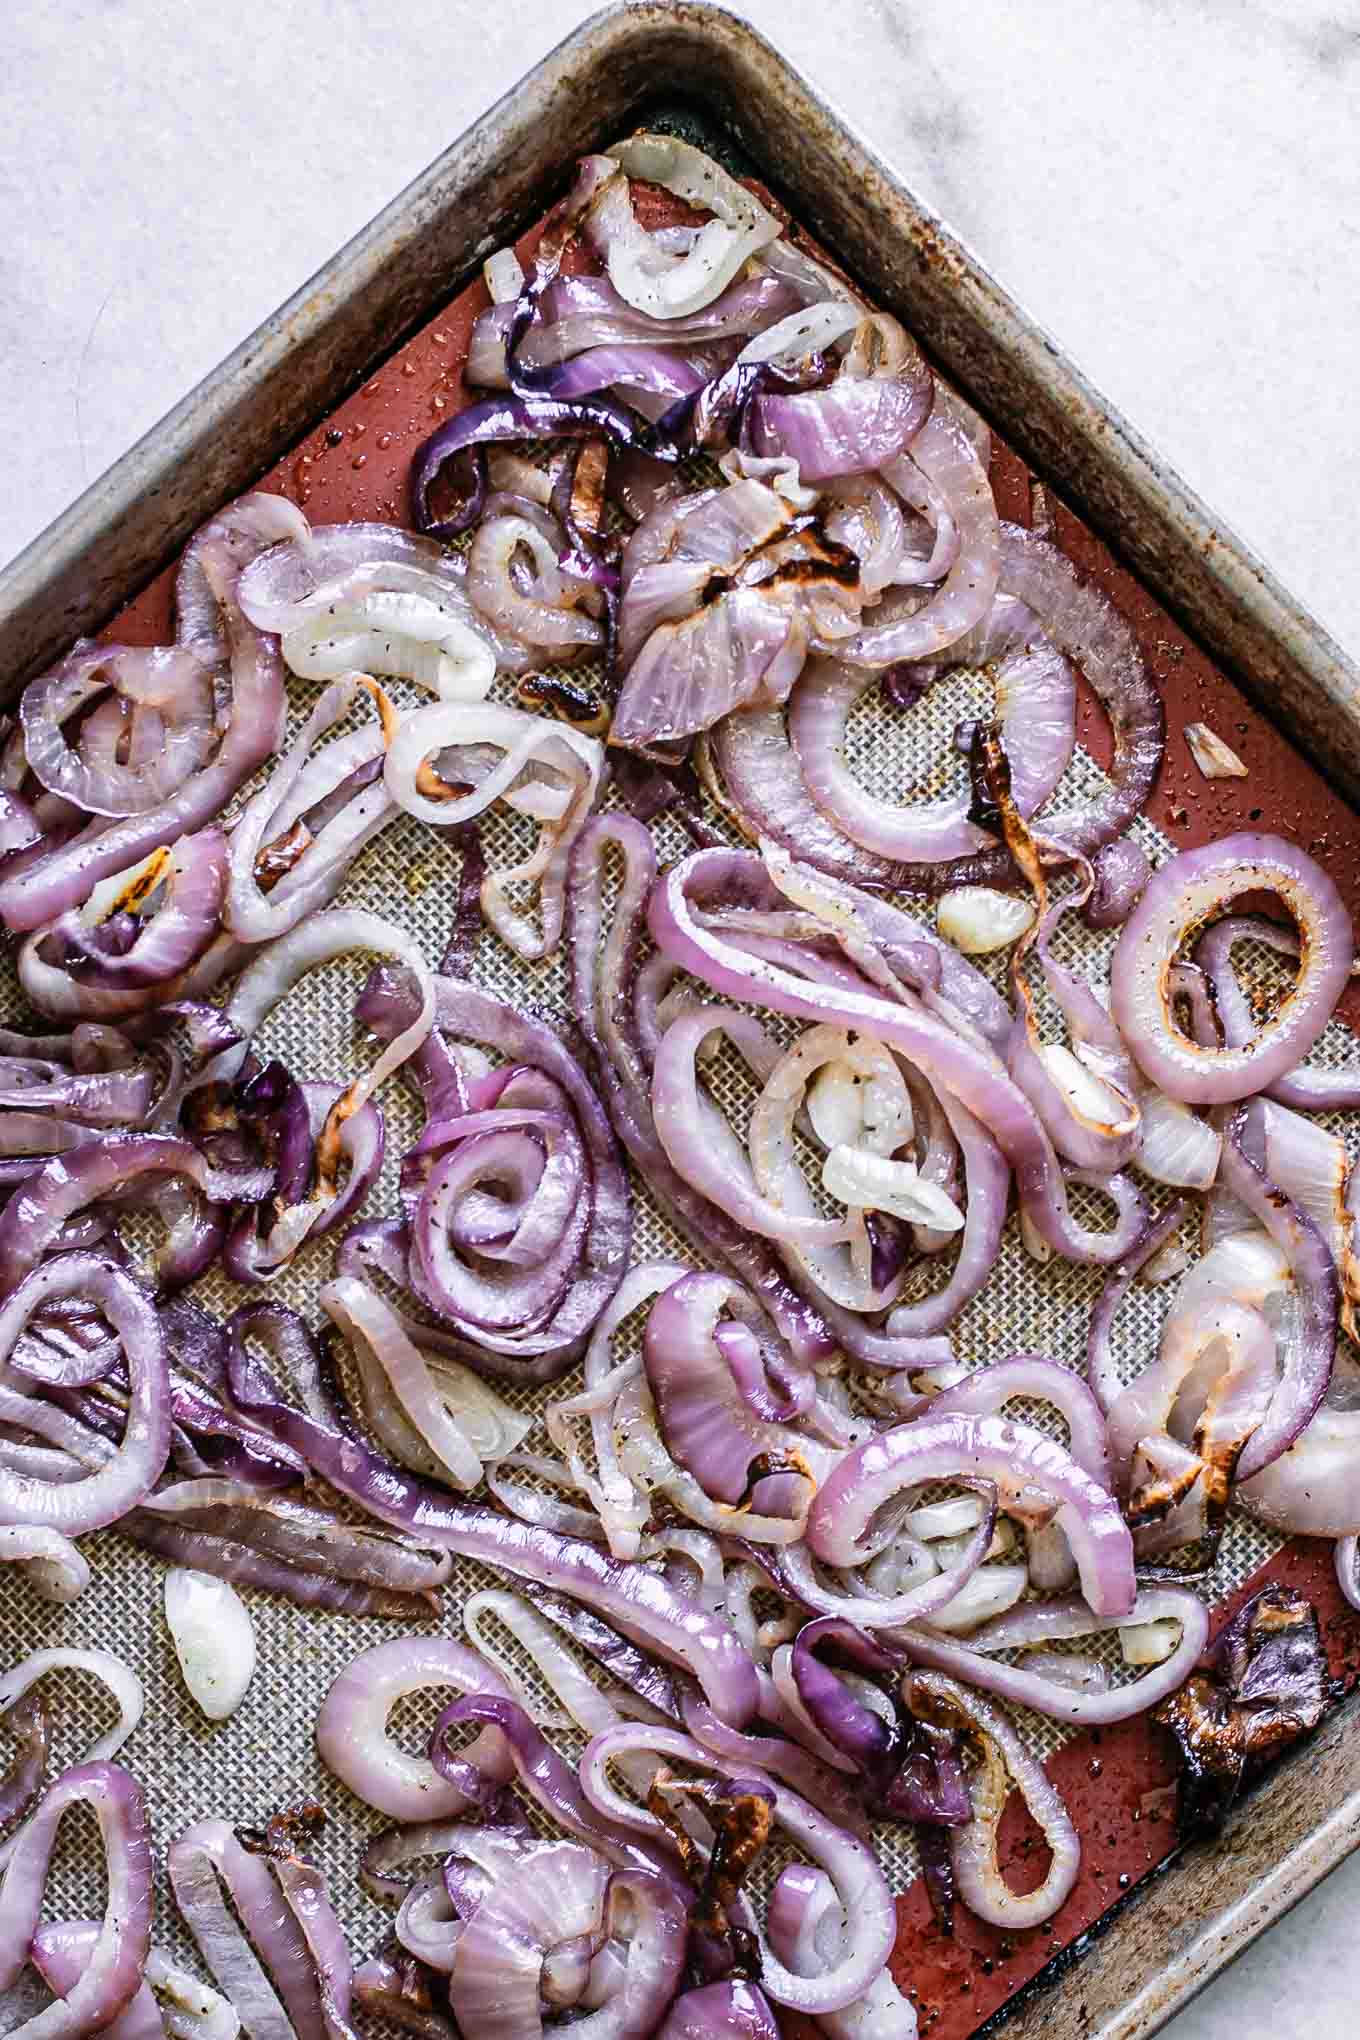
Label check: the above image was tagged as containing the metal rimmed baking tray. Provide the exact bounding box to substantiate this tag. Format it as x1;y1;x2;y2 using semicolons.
3;7;1360;2039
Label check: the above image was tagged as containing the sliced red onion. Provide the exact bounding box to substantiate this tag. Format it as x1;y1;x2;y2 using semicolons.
174;491;309;661
0;1138;267;1293
141;1477;451;1599
0;1045;157;1126
679;1692;871;1841
205;911;434;1148
1235;1356;1360;1535
358;966;631;1372
1084;837;1151;929
0;1761;152;2040
1135;1081;1221;1190
435;1696;686;1889
1191;915;1360;1111
0;1693;48;1830
412;395;674;542
806;1411;1134;1618
652;1009;852;1254
225;1315;758;1721
778;1495;996;1631
351;1948;453;2040
0;1648;143;1777
1111;835;1351;1103
581;1723;895;2014
466;508;604;659
990;828;1141;1173
460;1587;639;1748
25;829;229;1024
719;604;1080;881
905;1669;1079;1928
0;786;43;858
1086;1197;1190;1413
657;1980;781;2039
789;607;1074;865
239;520;492;640
586;133;782;320
225;1082;384;1284
500;270;797;378
224;675;397;944
316;1637;513;1822
168;1819;325;2040
649;848;1147;1264
320;1276;529;1487
123;1514;436;1620
839;401;999;666
450;1844;685;2040
0;1524;90;1603
750;318;933;481
955;524;1164;862
0;1257;169;1532
642;1272;831;1527
282;587;494;697
615;526;864;755
0;495;293;936
765;1865;916;2038
612;1375;816;1546
919;1353;1113;1489
385;706;602;960
21;640;215;818
546;1261;687;1560
749;1022;938;1313
1215;1105;1339;1478
568;817;847;1361
1337;1537;1360;1610
613;588;812;751
899;1585;1210;1723
32;1920;164;2040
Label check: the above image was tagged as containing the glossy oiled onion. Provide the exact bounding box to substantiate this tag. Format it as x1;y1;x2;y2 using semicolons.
1111;835;1351;1103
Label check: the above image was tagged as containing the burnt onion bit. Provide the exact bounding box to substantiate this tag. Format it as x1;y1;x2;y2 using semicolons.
1153;1583;1330;1835
648;1769;774;1984
790;1616;970;1931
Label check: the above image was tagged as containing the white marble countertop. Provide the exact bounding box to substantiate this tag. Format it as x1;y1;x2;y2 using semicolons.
3;0;1358;2032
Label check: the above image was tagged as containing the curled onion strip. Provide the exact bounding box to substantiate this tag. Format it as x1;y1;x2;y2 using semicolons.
900;1585;1210;1723
315;1637;514;1822
1111;834;1351;1104
580;1723;895;2015
0;1762;153;2039
907;1669;1080;1928
0;1649;144;1780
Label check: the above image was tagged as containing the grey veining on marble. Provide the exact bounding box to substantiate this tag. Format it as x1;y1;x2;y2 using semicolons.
2;3;1359;2036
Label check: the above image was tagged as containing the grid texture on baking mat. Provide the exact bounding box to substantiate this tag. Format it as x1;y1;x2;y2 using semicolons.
1;594;1346;2005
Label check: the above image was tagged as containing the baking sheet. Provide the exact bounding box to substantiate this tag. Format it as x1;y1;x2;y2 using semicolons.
4;89;1360;2040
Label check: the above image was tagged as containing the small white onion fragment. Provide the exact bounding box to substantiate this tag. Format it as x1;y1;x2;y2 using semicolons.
145;1951;241;2040
1038;1044;1132;1130
821;1144;965;1230
925;1564;1028;1633
482;248;525;304
1135;1084;1222;1190
164;1569;257;1722
904;1495;987;1541
1119;1619;1180;1666
937;887;1036;955
1185;722;1248;780
1140;1239;1191;1286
